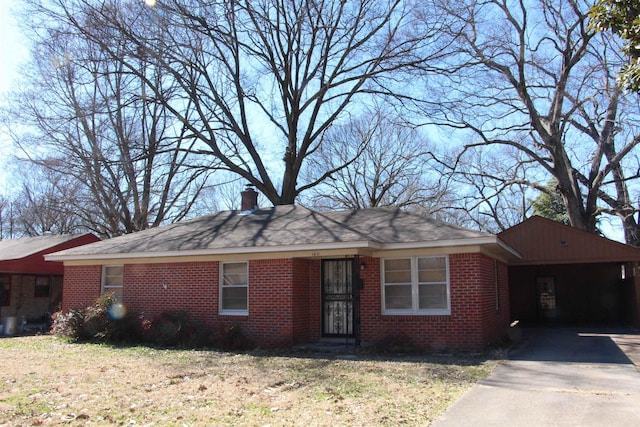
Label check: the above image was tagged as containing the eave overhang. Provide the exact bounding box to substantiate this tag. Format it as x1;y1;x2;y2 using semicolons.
45;235;520;265
45;240;378;264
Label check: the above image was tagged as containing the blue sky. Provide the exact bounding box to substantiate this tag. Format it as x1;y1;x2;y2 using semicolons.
0;0;29;190
0;0;28;95
0;1;627;242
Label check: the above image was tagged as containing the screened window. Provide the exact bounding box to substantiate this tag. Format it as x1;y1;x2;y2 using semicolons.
102;265;124;301
382;256;450;315
220;262;248;314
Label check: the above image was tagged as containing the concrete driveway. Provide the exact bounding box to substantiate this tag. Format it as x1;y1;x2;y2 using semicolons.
431;326;640;426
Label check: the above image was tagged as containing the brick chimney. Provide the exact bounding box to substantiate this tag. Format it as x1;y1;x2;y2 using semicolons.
241;185;259;212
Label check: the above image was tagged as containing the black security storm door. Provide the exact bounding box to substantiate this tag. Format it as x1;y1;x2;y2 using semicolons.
322;259;355;337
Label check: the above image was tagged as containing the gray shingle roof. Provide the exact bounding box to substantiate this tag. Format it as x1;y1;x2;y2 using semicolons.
322;208;488;243
47;205;502;260
0;234;94;261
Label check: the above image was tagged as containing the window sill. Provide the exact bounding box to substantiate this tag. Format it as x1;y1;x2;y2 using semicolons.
382;309;451;316
219;310;249;316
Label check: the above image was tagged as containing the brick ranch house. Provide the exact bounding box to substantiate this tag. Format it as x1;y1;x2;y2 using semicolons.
46;189;520;351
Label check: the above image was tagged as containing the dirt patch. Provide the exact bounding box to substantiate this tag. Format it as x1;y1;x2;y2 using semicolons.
0;336;498;426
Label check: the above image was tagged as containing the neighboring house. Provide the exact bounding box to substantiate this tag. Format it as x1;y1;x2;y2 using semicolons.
0;233;101;328
46;189;519;350
499;216;640;327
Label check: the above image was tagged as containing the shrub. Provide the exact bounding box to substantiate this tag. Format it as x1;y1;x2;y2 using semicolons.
210;324;255;351
51;293;141;343
370;334;422;354
107;314;143;344
52;300;254;351
142;311;195;347
51;309;85;340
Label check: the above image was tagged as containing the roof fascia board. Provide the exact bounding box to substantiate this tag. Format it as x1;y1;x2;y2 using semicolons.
60;248;382;266
373;244;485;258
511;257;639;266
45;240;379;263
380;237;521;257
46;236;520;264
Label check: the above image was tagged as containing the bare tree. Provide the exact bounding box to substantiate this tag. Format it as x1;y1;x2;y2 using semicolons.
304;108;449;212
435;146;538;233
422;0;640;243
8;1;215;237
11;162;86;236
189;173;252;214
0;195;15;239
42;0;452;205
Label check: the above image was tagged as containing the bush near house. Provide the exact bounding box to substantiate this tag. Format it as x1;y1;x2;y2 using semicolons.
51;295;254;350
51;293;124;342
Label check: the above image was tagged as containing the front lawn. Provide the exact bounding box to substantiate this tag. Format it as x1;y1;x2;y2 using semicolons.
0;336;499;426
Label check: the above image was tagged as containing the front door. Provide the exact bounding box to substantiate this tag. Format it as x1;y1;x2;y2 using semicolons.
322;259;355;338
536;276;557;319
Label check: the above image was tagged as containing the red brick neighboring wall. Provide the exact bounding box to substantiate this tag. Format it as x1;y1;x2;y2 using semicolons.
359;254;509;351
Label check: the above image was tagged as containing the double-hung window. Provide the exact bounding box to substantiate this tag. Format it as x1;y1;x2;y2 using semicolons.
382;256;450;315
220;262;248;315
102;265;124;301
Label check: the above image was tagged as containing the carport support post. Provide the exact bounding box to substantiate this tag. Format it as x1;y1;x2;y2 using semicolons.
634;262;640;328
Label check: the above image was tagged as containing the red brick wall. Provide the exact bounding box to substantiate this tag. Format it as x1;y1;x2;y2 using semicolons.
246;259;294;347
359;253;509;351
61;265;102;311
477;256;510;345
63;260;311;348
125;259;304;347
62;253;509;351
292;258;311;344
308;259;322;342
124;262;218;325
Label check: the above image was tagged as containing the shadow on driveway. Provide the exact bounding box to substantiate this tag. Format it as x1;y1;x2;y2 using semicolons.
509;326;635;365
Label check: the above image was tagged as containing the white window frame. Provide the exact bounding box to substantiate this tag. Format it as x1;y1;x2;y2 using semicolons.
101;265;124;301
219;261;249;315
381;256;451;315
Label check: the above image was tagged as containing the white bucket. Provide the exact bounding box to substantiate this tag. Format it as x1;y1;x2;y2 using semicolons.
3;317;18;336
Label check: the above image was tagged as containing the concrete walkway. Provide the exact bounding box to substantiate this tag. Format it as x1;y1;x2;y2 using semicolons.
431;326;640;426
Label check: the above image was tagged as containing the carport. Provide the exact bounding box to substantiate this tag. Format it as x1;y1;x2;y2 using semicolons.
499;216;640;327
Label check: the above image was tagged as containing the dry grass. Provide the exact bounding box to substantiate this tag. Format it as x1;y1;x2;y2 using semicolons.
0;336;500;426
